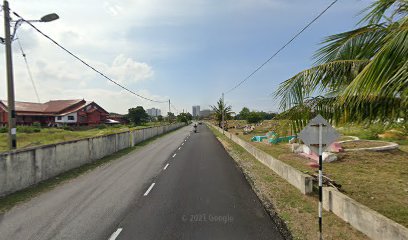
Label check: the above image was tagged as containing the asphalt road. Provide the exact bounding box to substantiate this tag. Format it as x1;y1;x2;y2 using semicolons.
0;126;191;240
116;124;283;240
0;124;284;240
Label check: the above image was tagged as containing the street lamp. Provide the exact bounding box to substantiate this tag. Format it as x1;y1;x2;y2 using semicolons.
2;0;59;150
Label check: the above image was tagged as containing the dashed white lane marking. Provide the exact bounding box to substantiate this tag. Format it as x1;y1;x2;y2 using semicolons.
144;183;156;196
172;153;176;158
182;142;184;146
178;147;181;150
164;163;169;170
108;228;123;240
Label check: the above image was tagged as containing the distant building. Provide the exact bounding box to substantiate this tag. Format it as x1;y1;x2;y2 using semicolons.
199;109;214;118
0;99;109;126
192;106;200;117
147;108;161;117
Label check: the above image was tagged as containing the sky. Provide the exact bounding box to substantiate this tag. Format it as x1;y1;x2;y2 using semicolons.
0;0;371;115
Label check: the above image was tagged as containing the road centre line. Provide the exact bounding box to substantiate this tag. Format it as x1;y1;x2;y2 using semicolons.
164;163;169;170
178;147;181;150
143;183;156;196
172;153;176;158
108;228;123;240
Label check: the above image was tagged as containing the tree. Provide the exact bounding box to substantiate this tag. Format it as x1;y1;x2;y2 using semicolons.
211;98;234;128
167;112;175;123
274;0;408;124
127;106;149;125
239;107;250;120
157;115;163;122
177;112;193;124
247;111;262;124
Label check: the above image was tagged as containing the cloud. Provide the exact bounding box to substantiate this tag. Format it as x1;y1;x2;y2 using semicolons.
105;54;154;84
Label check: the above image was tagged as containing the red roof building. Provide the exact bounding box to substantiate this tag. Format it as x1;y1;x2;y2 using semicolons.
0;99;109;126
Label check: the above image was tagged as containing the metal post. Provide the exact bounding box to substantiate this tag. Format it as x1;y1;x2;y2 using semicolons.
3;1;17;150
221;93;224;134
168;99;171;122
318;123;323;240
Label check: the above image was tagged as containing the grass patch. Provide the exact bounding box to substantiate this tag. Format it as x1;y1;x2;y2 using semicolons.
0;126;179;213
209;125;368;240
0;122;167;153
225;125;408;228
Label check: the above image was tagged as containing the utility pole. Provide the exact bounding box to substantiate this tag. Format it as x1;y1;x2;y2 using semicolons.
168;99;171;122
3;1;17;150
222;92;224;134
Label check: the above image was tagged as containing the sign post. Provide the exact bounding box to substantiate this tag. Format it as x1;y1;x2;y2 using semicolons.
298;115;339;240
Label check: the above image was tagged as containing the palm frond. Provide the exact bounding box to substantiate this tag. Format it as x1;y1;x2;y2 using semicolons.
341;17;408;106
274;60;369;110
313;24;388;64
358;0;402;25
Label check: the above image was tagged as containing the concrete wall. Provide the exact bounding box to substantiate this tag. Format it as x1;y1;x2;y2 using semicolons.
323;187;408;240
0;123;184;197
208;123;313;194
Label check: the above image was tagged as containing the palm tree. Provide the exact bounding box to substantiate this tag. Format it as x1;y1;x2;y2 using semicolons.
211;98;233;128
274;0;407;125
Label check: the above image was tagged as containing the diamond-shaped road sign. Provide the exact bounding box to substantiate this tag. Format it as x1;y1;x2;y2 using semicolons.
298;114;340;155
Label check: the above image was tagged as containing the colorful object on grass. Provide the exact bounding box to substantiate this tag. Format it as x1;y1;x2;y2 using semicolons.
251;131;278;142
268;135;296;144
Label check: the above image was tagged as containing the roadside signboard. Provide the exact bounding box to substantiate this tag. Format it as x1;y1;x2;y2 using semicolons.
298;114;339;240
298;114;340;155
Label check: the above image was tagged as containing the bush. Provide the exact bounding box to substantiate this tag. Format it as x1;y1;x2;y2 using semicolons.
32;122;41;128
62;125;74;131
97;124;107;129
0;127;7;133
17;126;41;133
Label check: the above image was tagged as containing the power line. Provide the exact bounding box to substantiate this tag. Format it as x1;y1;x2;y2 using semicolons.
16;35;41;103
11;10;168;104
224;0;338;94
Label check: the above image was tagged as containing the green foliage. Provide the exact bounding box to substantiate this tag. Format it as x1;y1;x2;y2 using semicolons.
157;115;164;122
211;98;234;127
62;125;74;131
17;126;41;133
177;112;192;124
247;111;263;124
97;124;107;129
32;122;41;128
167;112;176;122
239;107;250;120
274;0;408;123
128;106;149;125
0;127;7;133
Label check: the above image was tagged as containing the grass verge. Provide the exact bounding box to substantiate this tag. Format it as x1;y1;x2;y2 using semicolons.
0;122;167;153
209;125;368;240
226;125;408;228
0;126;181;213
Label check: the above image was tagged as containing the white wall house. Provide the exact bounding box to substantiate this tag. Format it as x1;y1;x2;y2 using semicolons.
55;112;78;125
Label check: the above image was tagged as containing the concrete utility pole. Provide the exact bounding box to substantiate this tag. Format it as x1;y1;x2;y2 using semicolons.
3;1;17;150
2;1;58;150
222;92;224;134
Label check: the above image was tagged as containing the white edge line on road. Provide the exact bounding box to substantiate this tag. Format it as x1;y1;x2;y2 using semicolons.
172;153;176;158
108;228;123;240
144;183;156;196
164;163;169;170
